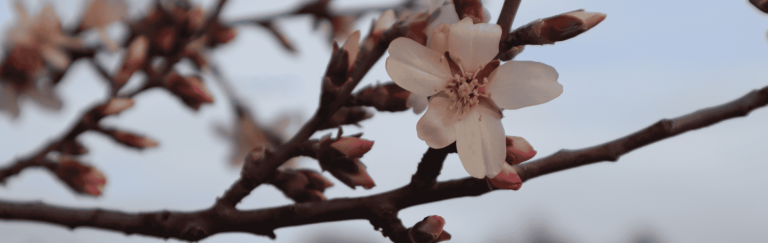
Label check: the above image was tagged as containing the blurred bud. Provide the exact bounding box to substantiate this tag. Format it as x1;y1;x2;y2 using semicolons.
39;44;70;70
364;9;396;50
505;136;536;165
497;45;524;61
410;215;452;243
56;139;88;155
331;137;374;159
373;9;396;36
489;163;522;190
403;12;430;45
318;106;373;130
98;98;135;116
353;82;413;112
272;169;333;203
2;45;44;79
331;16;357;43
341;30;360;71
55;158;106;196
328;159;375;189
114;36;149;90
511;10;606;45
105;130;159;149
80;0;127;30
208;21;238;47
751;0;768;13
187;6;206;31
184;37;207;69
152;26;176;53
454;0;486;24
164;72;214;110
325;43;350;87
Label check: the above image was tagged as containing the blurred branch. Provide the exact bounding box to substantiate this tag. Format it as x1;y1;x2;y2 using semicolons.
214;23;406;208
2;82;766;241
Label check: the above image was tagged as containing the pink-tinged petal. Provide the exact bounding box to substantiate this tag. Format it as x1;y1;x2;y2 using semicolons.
427;23;450;54
488;61;562;110
489;163;522;190
417;95;462;148
454;105;505;178
386;37;452;97
426;4;460;39
505;136;536;164
448;18;501;72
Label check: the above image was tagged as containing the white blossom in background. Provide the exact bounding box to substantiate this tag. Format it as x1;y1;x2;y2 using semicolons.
386;18;562;178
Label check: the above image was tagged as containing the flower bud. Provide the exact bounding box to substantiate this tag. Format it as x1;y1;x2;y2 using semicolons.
410;215;452;243
505;136;536;165
164;72;214;110
114;36;149;90
751;0;768;13
98;98;135;116
328;159;376;189
373;9;396;36
341;30;361;71
331;136;374;159
489;163;522;190
272;169;333;203
353;82;414;112
511;10;606;45
106;130;159;149
152;26;176;53
56;139;88;155
55;158;106;196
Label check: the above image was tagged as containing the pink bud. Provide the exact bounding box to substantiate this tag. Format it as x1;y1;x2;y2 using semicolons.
489;163;522;190
164;72;215;110
341;30;360;71
55;158;107;196
562;10;607;30
331;137;374;159
505;136;536;164
110;130;159;148
411;215;452;242
99;98;135;116
114;36;149;88
348;160;376;189
373;9;396;35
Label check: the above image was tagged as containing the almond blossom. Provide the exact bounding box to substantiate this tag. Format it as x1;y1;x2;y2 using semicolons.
386;18;562;178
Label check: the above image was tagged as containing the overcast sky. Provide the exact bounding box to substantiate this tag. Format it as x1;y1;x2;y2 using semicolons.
1;0;767;242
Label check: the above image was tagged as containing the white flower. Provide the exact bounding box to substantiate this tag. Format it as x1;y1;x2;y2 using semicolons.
385;18;562;178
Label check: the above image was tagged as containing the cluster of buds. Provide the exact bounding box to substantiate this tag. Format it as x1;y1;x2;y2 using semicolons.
54;157;107;196
488;136;537;190
163;72;215;110
271;169;334;203
352;82;427;113
313;131;376;189
408;215;452;243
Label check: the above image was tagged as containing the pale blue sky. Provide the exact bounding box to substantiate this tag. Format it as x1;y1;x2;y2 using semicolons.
1;0;767;242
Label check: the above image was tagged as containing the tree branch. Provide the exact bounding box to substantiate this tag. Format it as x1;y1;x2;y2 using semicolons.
3;83;766;241
513;85;768;182
496;0;522;51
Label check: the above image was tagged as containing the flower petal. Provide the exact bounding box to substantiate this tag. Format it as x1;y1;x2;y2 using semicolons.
455;105;505;178
488;61;562;110
427;23;450;54
417;95;462;148
448;18;501;72
386;37;452;97
407;93;429;114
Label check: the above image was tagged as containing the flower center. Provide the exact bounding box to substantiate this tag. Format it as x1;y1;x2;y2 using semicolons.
440;52;500;114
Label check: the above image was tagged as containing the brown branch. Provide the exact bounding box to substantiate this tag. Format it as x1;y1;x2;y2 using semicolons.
214;25;406;209
496;0;522;51
0;156;58;184
513;84;768;182
3;82;766;241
